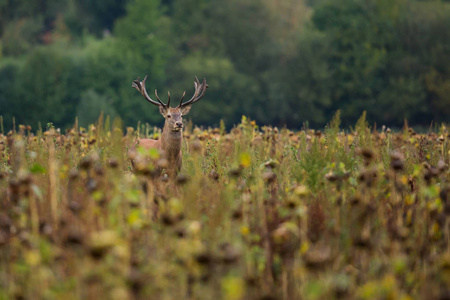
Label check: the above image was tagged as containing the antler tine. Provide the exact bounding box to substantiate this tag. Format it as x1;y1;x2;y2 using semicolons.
131;77;141;90
191;78;208;104
132;75;163;107
167;91;171;107
178;78;199;107
178;91;186;107
179;76;208;108
195;78;208;102
154;89;167;107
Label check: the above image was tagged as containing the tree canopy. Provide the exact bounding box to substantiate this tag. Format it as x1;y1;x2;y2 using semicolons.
1;0;449;130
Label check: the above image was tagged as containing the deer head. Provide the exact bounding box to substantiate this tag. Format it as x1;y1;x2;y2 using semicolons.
132;76;208;132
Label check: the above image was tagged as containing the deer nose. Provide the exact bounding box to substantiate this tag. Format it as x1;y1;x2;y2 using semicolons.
175;121;183;128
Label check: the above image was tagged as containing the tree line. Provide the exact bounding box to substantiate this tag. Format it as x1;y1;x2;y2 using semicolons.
0;0;449;131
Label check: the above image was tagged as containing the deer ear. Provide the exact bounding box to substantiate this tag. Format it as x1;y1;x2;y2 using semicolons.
181;105;192;116
159;106;168;116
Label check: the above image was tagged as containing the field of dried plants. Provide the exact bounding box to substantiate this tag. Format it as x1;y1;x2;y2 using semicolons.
0;113;449;300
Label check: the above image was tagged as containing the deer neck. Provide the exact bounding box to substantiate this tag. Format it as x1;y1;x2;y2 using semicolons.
160;124;182;160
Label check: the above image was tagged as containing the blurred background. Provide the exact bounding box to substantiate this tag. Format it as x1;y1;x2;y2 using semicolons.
0;0;449;131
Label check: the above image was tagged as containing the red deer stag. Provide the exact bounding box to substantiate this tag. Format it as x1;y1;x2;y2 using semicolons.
131;75;208;177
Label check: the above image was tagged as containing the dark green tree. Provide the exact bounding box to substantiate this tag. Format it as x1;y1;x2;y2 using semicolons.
112;0;173;126
0;60;21;129
13;45;84;128
310;0;450;126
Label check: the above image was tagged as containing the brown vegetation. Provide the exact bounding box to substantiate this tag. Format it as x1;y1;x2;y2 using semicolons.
0;114;449;299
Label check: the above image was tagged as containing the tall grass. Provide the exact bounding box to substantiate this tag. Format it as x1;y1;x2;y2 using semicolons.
0;114;449;300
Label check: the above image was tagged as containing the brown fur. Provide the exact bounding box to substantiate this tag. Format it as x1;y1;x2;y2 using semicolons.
130;75;207;177
134;106;191;177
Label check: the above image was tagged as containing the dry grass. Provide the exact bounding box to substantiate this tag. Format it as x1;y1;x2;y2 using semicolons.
0;114;449;300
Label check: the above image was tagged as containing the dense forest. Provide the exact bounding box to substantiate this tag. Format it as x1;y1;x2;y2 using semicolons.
0;0;449;130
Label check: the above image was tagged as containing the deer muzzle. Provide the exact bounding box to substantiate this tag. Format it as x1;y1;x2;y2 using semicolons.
173;121;183;131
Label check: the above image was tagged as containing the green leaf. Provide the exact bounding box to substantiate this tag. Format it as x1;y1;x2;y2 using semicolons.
30;163;46;174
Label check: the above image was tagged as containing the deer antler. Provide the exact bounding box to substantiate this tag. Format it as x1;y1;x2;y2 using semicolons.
132;75;168;108
178;76;208;108
133;75;207;108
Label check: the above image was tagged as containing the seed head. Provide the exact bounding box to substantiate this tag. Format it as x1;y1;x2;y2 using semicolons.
79;156;92;170
108;158;119;168
175;174;189;185
390;151;404;171
191;139;202;153
209;169;219;181
262;170;277;184
359;148;374;162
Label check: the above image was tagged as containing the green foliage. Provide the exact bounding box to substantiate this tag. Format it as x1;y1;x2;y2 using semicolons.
13;45;84;128
175;53;259;126
310;0;450;126
75;0;128;33
0;59;21;128
114;0;171;78
0;0;449;131
76;90;118;127
1;16;45;56
299;138;328;193
79;36;162;127
273;28;333;127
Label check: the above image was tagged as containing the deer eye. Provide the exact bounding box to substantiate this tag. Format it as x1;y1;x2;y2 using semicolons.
167;114;172;118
